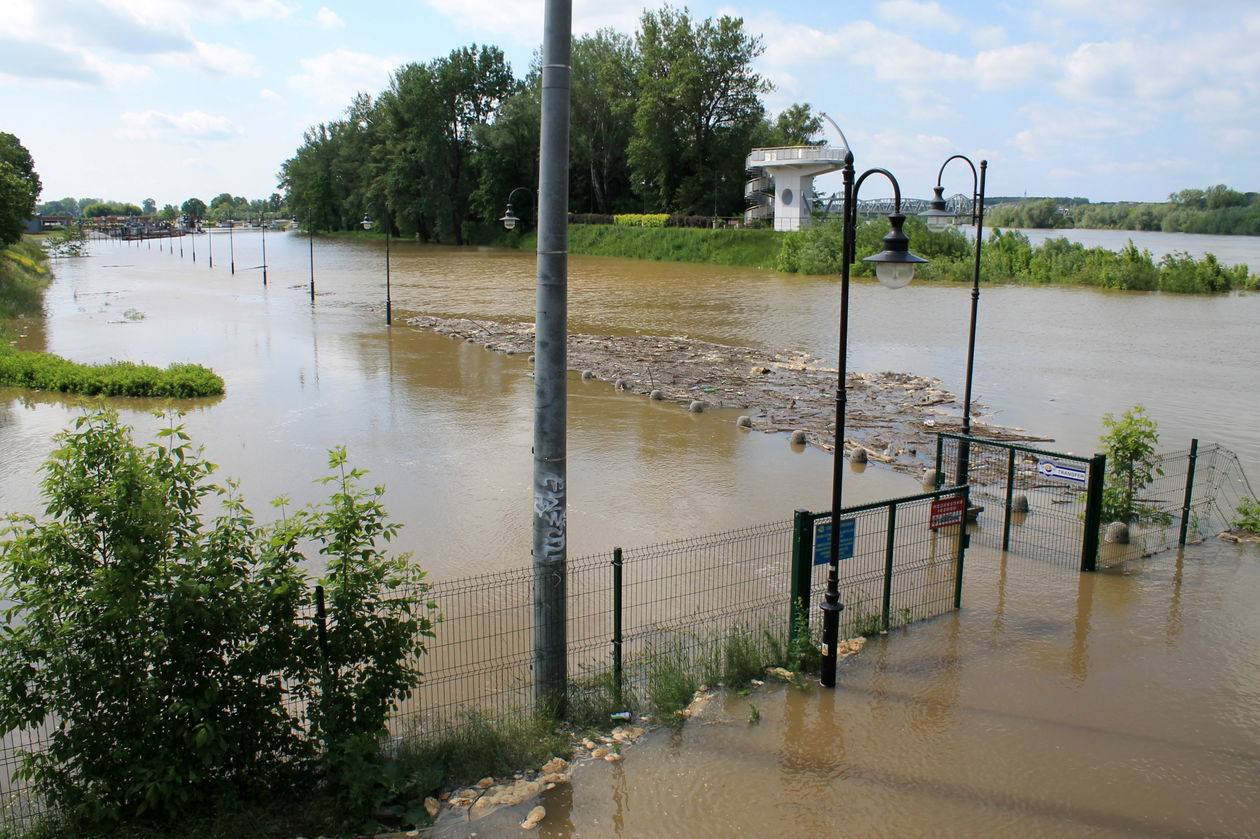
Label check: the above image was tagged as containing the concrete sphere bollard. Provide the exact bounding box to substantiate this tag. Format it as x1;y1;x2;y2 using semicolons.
615;379;629;390
505;348;516;355
528;355;535;363
581;370;596;380
850;447;868;464
689;400;705;413
465;336;475;343
1011;494;1030;513
790;429;807;445
649;389;664;400
1105;521;1130;544
921;468;936;489
736;415;752;428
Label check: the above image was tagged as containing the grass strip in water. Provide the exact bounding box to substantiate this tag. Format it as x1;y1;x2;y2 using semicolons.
0;347;225;398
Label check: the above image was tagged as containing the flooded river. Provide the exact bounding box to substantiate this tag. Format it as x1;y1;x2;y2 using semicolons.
2;228;1255;580
2;229;1258;834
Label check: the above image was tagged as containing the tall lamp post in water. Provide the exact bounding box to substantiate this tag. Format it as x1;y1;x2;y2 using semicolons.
820;127;928;689
227;219;235;275
920;156;987;486
361;212;392;325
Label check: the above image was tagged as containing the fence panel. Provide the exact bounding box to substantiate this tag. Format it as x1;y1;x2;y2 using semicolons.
936;434;1102;571
794;487;968;641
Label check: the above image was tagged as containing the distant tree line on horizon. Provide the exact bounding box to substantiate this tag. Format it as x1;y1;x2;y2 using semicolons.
986;184;1260;235
36;192;288;224
277;5;822;244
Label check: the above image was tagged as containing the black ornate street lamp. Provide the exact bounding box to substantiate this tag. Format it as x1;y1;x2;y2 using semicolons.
820;128;928;689
361;211;392;325
499;187;536;231
920;156;987;485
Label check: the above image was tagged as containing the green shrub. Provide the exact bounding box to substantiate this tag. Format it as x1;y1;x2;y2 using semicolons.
1232;497;1260;533
613;213;669;228
0;411;433;833
0;347;224;397
1098;405;1166;524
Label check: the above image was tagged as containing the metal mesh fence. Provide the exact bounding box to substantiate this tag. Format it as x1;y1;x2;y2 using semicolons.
1099;443;1257;565
937;435;1097;570
801;488;967;639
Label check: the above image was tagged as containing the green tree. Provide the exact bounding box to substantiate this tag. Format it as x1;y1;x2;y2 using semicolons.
0;131;42;246
629;6;770;215
0;411;435;830
1098;405;1164;523
181;197;207;222
142;197;157;215
768;103;823;146
569;30;637;215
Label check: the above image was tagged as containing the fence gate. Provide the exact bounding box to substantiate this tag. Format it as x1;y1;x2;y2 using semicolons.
934;433;1105;572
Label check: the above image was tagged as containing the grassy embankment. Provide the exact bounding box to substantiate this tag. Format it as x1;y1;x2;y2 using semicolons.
0;237;225;397
477;218;1255;294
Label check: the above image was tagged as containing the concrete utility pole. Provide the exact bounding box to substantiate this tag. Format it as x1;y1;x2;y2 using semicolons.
533;0;572;711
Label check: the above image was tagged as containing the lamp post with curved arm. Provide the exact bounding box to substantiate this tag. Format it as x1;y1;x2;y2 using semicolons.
499;186;536;231
361;211;392;325
920;156;987;486
820;134;928;689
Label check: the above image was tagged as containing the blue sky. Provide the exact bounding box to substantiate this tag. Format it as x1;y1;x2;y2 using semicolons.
3;0;1257;208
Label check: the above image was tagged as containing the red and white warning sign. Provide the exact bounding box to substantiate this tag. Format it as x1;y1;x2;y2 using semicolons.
929;495;967;529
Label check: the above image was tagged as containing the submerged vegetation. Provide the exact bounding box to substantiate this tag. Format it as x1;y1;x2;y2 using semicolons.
0;238;225;397
0;348;225;397
776;216;1256;293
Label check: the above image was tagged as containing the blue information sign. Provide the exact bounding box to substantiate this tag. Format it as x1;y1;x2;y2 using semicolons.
813;518;856;565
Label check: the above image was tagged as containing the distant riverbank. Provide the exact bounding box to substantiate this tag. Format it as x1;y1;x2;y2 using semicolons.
478;222;1257;294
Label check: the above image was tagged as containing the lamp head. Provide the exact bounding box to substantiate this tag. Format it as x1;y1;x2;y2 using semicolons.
919;185;954;233
360;213;374;230
499;204;519;230
863;213;928;289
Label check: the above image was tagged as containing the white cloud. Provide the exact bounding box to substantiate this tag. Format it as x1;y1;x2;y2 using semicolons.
118;109;243;140
315;7;345;29
974;43;1056;91
424;0;638;39
875;0;960;32
290;49;402;106
260;88;286;104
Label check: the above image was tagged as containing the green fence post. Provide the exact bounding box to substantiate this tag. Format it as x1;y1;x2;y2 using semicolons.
1002;447;1017;552
934;434;946;489
612;547;623;706
790;509;814;633
1081;454;1106;572
954;486;969;609
881;504;897;631
1178;439;1199;547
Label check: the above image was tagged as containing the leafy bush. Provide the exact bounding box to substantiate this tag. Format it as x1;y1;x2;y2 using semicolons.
0;411;433;832
613;213;669;228
1098;405;1166;524
1232;498;1260;533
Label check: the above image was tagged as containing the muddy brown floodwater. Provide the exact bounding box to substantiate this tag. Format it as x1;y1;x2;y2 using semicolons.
432;539;1260;839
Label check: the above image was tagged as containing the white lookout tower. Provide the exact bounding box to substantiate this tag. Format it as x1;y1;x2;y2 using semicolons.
744;114;848;231
744;145;847;230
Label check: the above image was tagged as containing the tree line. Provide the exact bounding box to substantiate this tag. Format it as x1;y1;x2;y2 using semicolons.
36;192;287;224
278;5;822;244
986;184;1260;235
